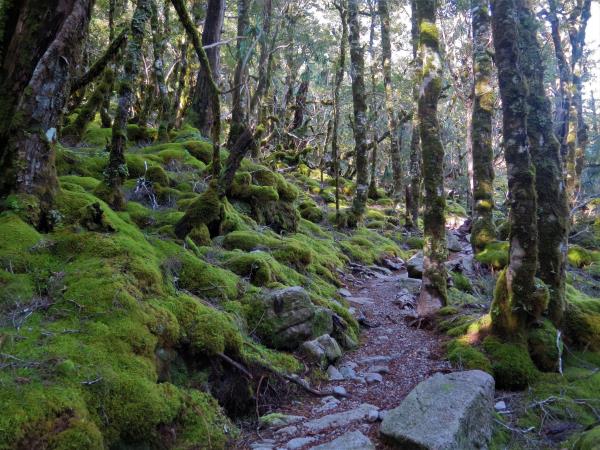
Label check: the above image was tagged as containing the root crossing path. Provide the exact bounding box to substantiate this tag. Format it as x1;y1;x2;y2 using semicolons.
239;258;455;450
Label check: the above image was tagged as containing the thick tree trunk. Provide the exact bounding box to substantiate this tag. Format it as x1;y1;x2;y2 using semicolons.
470;0;496;254
518;2;569;328
190;0;225;137
490;0;539;338
150;0;170;142
415;0;448;316
379;0;402;202
405;0;422;229
103;0;152;210
228;0;252;147
348;0;370;221
367;0;379;200
0;1;94;217
171;0;222;176
332;2;348;224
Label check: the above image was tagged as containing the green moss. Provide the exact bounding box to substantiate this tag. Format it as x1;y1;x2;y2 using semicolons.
222;230;280;251
567;245;600;268
126;124;157;142
181;139;213;163
446;339;492;373
188;224;211;246
224;252;275;286
483;336;538;390
177;253;239;300
564;285;600;351
145;165;169;186
574;425;600;450
405;236;424;249
451;271;473;293
59;175;101;192
475;241;509;269
528;320;561;372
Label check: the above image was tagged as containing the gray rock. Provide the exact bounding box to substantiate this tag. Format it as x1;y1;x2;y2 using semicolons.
367;409;380;422
383;258;404;271
358;355;393;365
367;364;390;374
494;401;506;411
332;386;348;397
339;365;357;379
300;340;327;367
380;370;495;450
261;287;319;350
407;252;424;278
317;334;342;362
275;425;299;436
365;373;383;384
287;437;316;449
397;277;422;294
314;396;340;413
260;413;305;429
338;288;352;297
327;365;344;381
447;232;462;252
310;431;375;450
346;296;375;306
304;404;379;433
369;265;393;276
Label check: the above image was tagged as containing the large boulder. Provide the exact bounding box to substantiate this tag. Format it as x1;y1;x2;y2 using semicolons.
380;370;495;450
407;252;424;278
258;287;328;350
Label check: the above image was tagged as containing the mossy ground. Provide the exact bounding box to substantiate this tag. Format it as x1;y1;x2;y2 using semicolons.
0;123;402;449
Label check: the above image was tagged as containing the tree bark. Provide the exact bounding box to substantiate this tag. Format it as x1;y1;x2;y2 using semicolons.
104;0;152;210
379;0;402;202
518;1;569;327
348;0;370;221
190;0;225;137
415;0;448;316
490;0;539;338
150;0;170;142
405;0;422;229
470;0;496;254
0;0;95;217
228;0;252;147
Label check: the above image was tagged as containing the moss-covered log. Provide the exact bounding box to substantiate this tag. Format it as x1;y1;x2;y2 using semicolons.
518;3;569;327
348;0;370;221
490;0;538;338
415;0;448;316
470;0;495;254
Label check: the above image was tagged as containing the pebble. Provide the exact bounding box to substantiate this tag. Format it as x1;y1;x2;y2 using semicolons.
332;386;347;397
327;365;344;381
495;400;507;411
367;409;380;422
365;373;383;384
338;288;352;297
367;364;390;374
339;365;357;379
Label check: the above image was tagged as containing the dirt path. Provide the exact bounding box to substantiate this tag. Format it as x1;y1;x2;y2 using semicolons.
237;259;454;449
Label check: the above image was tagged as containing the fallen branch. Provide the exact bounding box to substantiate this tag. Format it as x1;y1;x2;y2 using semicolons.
280;373;350;399
218;352;254;380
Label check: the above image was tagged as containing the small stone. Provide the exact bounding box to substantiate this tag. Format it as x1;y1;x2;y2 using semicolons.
332;386;348;397
367;364;390;374
259;413;305;429
338;288;352;297
358;355;393;365
327;365;344;381
495;400;507;411
317;334;342;363
375;335;390;342
365;373;383;384
340;365;357;379
275;425;298;436
286;436;316;450
383;258;404;271
346;296;375;306
367;409;380;422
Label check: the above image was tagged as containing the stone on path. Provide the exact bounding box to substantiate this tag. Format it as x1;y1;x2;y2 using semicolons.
300;334;342;368
310;431;375;450
259;413;305;429
304;403;379;433
286;436;316;449
367;364;390;374
346;296;375;306
380;370;495;450
326;365;344;381
407;252;424;278
358;355;393;365
365;372;383;384
447;232;462;252
338;288;352;297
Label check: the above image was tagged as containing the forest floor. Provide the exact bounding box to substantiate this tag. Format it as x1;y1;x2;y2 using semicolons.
236;231;473;449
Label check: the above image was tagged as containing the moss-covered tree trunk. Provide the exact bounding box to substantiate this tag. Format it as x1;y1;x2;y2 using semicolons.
379;0;402;202
171;0;222;176
405;0;422;230
228;0;252;147
415;0;448;317
0;0;94;218
150;0;170;142
490;0;539;338
104;0;152;210
518;2;569;328
332;1;348;224
190;0;225;137
470;0;495;254
168;39;189;131
348;0;369;221
367;1;379;201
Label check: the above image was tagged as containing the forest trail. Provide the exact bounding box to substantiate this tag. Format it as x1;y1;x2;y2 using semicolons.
238;229;476;449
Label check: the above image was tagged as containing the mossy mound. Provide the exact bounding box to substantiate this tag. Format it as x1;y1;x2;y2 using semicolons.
475;240;509;269
339;228;402;265
483;336;538;390
564;284;600;351
446;339;492;373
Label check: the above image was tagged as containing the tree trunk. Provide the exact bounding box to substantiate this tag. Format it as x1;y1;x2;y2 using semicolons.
150;0;170;142
415;0;448;317
405;0;422;229
104;0;152;210
0;1;94;218
169;39;189;130
228;0;252;147
470;0;496;254
332;2;348;224
190;0;225;137
490;0;539;338
518;1;569;328
367;0;379;200
171;0;222;176
379;0;402;202
348;0;369;221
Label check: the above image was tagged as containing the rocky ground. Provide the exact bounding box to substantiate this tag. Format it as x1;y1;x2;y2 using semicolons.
236;244;462;449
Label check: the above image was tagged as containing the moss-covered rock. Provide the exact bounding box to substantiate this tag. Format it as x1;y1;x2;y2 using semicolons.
475;240;509;269
528;320;561;372
446;339;492;373
483;336;538;390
